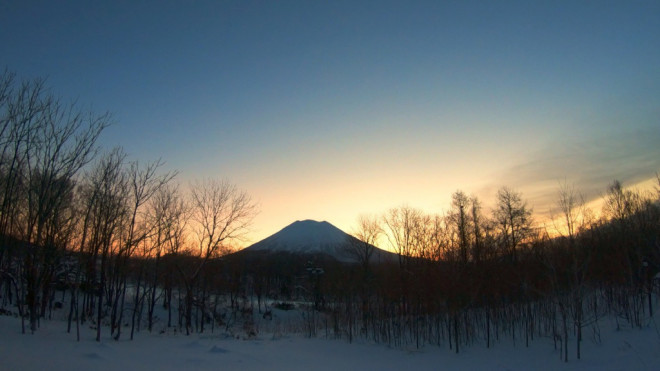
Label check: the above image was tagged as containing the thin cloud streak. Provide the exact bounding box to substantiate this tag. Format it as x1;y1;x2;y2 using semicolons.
486;127;660;219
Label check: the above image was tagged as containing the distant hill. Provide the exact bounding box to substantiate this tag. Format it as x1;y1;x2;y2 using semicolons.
240;219;395;263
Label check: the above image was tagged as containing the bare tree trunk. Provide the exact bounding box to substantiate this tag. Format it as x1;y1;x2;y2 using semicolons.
114;277;127;340
454;313;459;354
147;254;160;332
167;285;173;328
130;265;144;340
96;254;105;342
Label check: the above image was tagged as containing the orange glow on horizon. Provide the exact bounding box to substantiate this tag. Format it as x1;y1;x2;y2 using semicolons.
239;175;659;254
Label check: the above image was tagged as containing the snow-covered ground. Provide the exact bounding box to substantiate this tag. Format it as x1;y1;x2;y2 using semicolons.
1;314;659;371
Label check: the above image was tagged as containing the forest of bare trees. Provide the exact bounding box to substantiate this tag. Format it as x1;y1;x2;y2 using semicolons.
0;71;257;341
325;180;660;361
1;70;659;363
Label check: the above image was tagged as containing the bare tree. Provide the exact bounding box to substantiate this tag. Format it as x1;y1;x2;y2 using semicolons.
602;180;640;224
383;206;423;264
347;214;382;275
552;182;586;241
145;183;186;331
181;179;257;334
0;71;44;241
161;185;189;328
428;213;451;261
550;182;592;361
448;191;471;264
494;187;532;263
382;206;425;315
470;196;486;263
9;73;110;333
78;148;127;342
346;214;382;333
189;179;256;260
114;160;176;340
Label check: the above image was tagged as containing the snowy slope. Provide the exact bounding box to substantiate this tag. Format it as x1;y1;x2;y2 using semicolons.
246;220;348;254
242;220;394;263
2;314;659;371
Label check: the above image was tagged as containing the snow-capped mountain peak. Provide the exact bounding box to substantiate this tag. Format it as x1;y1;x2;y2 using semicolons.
242;219;396;263
244;220;350;257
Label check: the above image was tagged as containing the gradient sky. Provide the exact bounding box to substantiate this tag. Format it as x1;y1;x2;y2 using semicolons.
2;1;659;244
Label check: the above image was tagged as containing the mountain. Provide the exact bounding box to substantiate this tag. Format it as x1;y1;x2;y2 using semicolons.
241;220;395;263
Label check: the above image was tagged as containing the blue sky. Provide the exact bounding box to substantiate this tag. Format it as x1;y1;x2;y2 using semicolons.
2;1;659;242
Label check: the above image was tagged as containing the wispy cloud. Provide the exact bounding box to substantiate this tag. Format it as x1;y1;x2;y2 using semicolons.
486;127;660;218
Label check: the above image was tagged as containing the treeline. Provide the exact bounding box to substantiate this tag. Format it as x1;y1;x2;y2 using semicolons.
0;71;257;340
310;180;660;361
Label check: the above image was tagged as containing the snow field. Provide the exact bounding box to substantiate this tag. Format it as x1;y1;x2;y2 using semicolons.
1;314;659;370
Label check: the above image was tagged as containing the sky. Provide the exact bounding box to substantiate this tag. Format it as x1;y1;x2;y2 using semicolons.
1;1;659;244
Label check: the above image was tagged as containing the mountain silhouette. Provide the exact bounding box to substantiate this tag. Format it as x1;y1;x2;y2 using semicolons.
242;219;394;263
